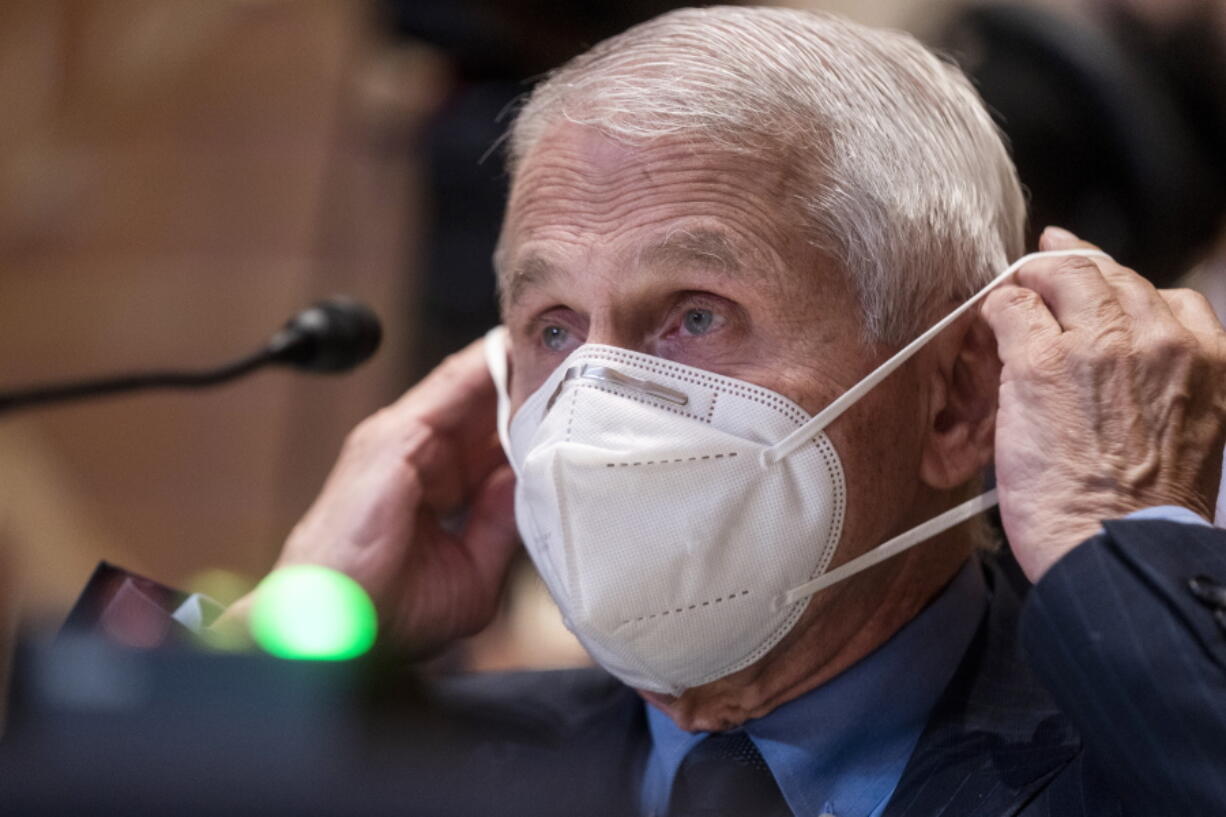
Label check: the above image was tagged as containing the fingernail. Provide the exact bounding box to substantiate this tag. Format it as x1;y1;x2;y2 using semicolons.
1041;225;1078;248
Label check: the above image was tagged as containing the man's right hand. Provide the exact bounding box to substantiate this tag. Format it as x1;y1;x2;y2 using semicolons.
228;338;519;651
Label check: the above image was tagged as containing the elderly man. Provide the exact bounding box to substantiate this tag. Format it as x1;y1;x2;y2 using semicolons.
227;7;1226;816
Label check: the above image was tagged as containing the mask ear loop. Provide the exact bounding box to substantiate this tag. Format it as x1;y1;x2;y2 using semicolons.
785;489;1000;603
771;249;1111;604
483;325;518;475
761;249;1110;467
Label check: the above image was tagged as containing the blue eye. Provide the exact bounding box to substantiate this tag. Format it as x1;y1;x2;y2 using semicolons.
542;325;570;351
682;308;716;336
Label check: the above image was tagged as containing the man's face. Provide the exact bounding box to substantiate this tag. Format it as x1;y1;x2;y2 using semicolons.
497;122;938;578
495;121;989;724
502;122;869;412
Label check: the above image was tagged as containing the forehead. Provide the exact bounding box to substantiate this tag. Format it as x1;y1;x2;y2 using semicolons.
498;123;815;294
504;123;804;231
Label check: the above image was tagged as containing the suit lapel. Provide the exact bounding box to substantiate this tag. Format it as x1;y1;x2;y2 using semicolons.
883;556;1080;817
433;667;651;816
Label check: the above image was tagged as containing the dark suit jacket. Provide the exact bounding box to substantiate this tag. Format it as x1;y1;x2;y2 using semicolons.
437;520;1226;817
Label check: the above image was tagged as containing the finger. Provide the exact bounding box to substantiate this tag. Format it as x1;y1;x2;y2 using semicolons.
414;429;507;513
1094;259;1175;326
459;465;520;593
981;284;1061;368
1038;225;1100;252
463;430;511;493
387;339;501;511
1160;288;1226;336
391;339;497;434
1014;253;1124;333
1039;226;1176;331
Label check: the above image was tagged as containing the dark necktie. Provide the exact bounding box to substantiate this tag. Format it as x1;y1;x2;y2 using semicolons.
665;731;794;817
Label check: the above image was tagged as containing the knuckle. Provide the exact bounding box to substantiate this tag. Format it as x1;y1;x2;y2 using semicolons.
1071;325;1130;365
1100;326;1134;356
347;412;384;445
1024;338;1068;375
394;416;435;460
435;349;472;381
1016;255;1101;292
1169;287;1214;314
400;461;426;496
986;286;1039;316
1090;296;1126;327
1054;256;1101;276
343;421;381;457
347;407;417;450
1097;259;1143;283
1150;327;1199;359
1017;261;1056;288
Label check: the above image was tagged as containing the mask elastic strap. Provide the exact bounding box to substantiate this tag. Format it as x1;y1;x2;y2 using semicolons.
760;249;1111;467
483;325;517;473
784;487;998;604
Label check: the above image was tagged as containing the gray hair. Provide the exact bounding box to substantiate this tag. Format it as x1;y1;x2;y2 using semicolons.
502;5;1026;344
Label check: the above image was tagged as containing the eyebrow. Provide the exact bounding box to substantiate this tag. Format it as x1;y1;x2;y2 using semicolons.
499;228;748;309
641;228;744;277
500;253;558;310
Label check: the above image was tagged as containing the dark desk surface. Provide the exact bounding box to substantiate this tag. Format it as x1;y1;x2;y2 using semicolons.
0;637;633;817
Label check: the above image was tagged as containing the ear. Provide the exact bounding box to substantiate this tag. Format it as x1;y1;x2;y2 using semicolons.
919;315;1000;490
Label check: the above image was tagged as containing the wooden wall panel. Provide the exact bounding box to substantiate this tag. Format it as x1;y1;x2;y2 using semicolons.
0;0;432;620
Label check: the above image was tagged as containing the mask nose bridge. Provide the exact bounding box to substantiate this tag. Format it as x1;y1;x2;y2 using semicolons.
546;363;691;411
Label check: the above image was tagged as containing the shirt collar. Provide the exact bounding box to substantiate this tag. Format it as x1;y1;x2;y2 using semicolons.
641;558;988;817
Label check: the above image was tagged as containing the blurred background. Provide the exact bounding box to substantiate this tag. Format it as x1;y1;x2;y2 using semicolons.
1;0;1223;673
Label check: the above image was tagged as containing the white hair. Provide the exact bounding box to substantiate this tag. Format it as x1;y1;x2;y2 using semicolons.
502;5;1026;344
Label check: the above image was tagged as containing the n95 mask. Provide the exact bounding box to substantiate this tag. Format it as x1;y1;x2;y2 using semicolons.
484;249;1108;696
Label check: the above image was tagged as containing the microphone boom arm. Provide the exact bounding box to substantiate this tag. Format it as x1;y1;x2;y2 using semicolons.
0;348;274;416
0;298;382;417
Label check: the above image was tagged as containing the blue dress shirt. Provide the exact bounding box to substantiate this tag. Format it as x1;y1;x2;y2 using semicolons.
1123;505;1210;527
639;505;1211;817
640;559;989;817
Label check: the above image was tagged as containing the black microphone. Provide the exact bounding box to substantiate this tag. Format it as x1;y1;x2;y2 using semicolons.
0;297;383;416
265;298;382;373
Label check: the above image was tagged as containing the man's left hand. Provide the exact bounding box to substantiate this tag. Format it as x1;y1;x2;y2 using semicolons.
982;227;1226;583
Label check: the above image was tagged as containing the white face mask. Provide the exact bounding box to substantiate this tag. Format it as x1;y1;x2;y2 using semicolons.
485;249;1107;695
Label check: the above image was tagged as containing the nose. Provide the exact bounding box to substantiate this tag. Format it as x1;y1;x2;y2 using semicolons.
582;314;653;355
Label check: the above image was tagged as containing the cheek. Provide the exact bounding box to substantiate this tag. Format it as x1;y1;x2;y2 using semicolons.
825;372;931;544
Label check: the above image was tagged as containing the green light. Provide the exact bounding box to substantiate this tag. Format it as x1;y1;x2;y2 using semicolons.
249;566;377;661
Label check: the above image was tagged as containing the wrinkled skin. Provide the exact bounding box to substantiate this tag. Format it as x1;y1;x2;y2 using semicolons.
230;125;1226;733
984;228;1226;580
493;124;997;729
